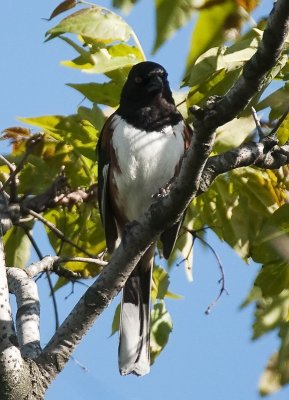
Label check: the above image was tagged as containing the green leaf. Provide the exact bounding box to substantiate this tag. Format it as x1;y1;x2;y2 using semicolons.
257;83;289;120
46;7;132;43
4;225;33;268
186;1;236;71
184;29;262;87
19;113;98;162
213;115;256;153
276;115;289;146
111;303;121;336
152;265;182;301
152;266;169;301
259;323;289;395
191;168;285;260
150;301;173;364
67;81;122;107
44;205;106;280
153;0;194;53
249;288;289;397
62;43;143;74
187;69;237;109
113;0;139;13
255;262;289;298
252;290;289;340
251;204;289;265
77;105;106;133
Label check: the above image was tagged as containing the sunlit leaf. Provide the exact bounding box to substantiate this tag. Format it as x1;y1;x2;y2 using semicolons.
19;113;98;162
191;168;285;260
251;204;289;265
257;83;289;120
259;324;289;395
150;301;173;364
77;105;106;133
276;115;289;146
62;43;143;74
153;0;194;53
44;205;106;271
213;115;255;153
67;81;122;107
255;262;289;297
186;1;236;71
113;0;139;13
152;266;181;301
4;224;33;269
46;7;132;43
252;290;289;339
111;303;121;336
184;29;262;87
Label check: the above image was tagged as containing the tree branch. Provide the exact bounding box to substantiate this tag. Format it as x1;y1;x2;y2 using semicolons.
6;268;41;359
0;232;29;396
199;139;289;194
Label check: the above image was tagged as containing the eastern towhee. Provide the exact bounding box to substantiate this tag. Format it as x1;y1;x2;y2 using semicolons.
97;61;192;376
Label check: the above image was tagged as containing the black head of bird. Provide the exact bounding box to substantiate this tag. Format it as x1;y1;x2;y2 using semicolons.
118;61;179;131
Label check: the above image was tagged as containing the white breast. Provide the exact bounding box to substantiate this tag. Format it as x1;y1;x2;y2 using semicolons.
111;114;185;222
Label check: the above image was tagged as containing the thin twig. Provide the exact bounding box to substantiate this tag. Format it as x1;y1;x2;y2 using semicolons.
252;107;266;139
71;356;89;373
21;224;60;330
23;207;95;258
176;98;187;108
0;154;16;171
59;256;107;266
184;227;228;314
197;235;228;314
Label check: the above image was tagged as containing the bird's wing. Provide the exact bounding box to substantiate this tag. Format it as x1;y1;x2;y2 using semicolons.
97;114;119;253
160;123;193;259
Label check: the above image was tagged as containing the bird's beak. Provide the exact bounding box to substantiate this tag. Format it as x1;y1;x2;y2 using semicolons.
147;75;163;93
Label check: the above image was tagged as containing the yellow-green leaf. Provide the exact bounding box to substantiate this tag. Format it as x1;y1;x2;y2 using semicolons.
277;115;289;146
111;303;121;336
46;7;132;43
186;1;236;71
4;225;33;269
153;0;194;53
150;301;173;364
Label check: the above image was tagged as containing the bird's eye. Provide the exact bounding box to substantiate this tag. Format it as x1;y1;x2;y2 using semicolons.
134;76;143;84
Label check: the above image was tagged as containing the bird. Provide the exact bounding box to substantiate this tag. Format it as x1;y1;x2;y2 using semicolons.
97;61;192;376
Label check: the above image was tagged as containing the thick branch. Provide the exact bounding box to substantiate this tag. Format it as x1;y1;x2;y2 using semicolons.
200;140;289;193
25;255;107;279
0;234;33;399
7;268;41;359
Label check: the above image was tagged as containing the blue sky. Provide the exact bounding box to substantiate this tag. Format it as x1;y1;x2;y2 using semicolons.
1;1;289;399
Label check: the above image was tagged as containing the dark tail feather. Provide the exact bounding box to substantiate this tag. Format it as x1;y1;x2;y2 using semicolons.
118;250;153;376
